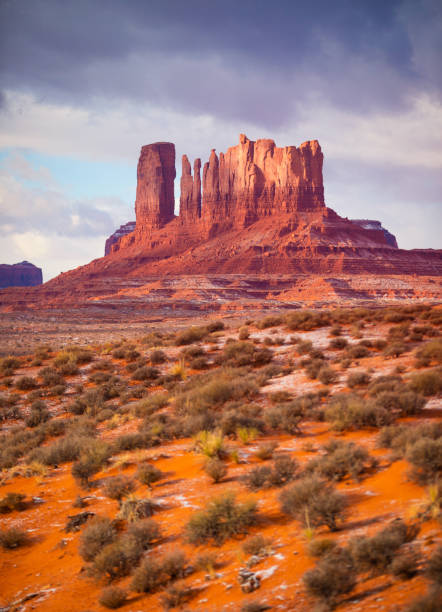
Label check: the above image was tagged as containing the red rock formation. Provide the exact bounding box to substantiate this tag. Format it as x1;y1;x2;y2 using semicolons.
179;156;201;225
104;221;135;255
0;261;42;288
134;142;176;234
202;134;325;235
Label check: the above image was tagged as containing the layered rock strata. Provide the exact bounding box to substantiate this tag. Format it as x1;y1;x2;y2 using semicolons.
105;222;135;256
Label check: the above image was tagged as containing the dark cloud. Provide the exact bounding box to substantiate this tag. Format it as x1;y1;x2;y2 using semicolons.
1;0;440;127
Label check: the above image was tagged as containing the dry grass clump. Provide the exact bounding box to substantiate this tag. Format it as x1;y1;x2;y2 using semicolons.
186;492;257;545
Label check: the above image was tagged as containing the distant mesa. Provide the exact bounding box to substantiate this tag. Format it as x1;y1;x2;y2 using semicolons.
0;261;43;289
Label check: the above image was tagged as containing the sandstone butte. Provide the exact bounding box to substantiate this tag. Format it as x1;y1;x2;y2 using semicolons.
0;134;441;310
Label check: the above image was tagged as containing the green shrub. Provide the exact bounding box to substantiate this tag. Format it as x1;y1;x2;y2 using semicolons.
98;586;127;609
279;476;346;531
186;492;257;545
303;548;356;607
204;457;227;483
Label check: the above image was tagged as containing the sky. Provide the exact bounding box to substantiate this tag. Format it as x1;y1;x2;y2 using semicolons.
0;0;441;281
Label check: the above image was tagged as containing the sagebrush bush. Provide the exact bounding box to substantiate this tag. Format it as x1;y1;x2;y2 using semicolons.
404;590;442;612
415;338;442;367
427;545;442;585
325;393;393;431
390;547;419;579
186;492;257;545
131;557;164;593
347;371;371;388
79;516;116;562
204;457;227;483
279;476;346;531
242;534;272;557
0;527;29;549
98;586;127;609
409;368;442;396
15;376;38;391
0;492;27;513
102;475;136;501
136;462;164;487
306;440;376;482
303;548;356;607
117;496;157;522
349;519;418;574
406;438;442;484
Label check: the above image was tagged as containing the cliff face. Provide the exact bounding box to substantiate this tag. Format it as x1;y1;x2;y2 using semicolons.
105;222;135;255
134;142;176;234
0;261;42;288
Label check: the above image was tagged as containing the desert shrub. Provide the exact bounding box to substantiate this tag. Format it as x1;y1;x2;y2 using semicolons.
0;527;29;549
390;547;419;579
406;438;442;484
345;344;370;360
318;365;338;385
242;534;272;557
15;376;37;391
375;389;426;416
303;548;356;608
131;557;164;593
304;358;325;380
0;356;21;376
131;366;159;382
127;518;161;547
136;462;164;487
160;549;187;580
238;326;250;340
39;366;64;387
0;492;28;513
160;583;195;610
204;457;227;483
25;400;50;427
285;310;331;331
325;394;393;431
175;326;208;346
329;337;348;350
219;403;264;437
244;465;273;491
409;368;442;396
349;519;418;575
114;432;155;451
150;349;167;364
270;454;298;486
306;440;376;482
279;476;346;531
415;338;442;367
102;475;136;501
256;315;283;329
79;516;116;562
118;496;157;522
241;603;271;612
186;492;257;545
264;402;303;435
91;539;139;580
427;545;442;585
237;426;259;444
347;370;371;388
377;422;442;456
307;538;337;558
98;586;127;609
384;342;407;358
217;341;272;367
254;441;278;461
71;439;111;487
404;590;442;612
